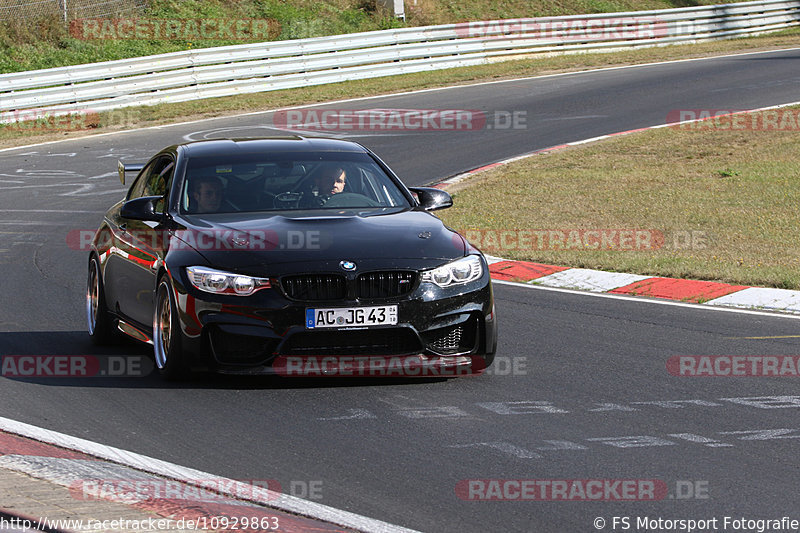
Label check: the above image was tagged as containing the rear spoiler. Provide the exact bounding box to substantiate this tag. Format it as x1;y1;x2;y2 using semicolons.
117;160;144;185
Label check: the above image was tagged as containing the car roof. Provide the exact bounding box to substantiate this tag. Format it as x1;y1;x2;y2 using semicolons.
179;136;370;157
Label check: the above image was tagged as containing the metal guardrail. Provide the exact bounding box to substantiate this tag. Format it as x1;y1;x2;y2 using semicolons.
1;0;799;123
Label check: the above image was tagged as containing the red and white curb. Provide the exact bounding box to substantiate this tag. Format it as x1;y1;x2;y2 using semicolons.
485;255;800;315
0;417;421;533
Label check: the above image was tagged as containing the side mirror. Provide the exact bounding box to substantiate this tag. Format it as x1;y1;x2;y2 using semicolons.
120;196;164;222
409;187;453;211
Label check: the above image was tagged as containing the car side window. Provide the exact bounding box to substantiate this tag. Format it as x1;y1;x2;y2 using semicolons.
127;156;175;212
145;158;175;213
126;163;153;201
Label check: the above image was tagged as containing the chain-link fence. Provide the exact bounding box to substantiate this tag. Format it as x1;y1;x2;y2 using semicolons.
0;0;147;22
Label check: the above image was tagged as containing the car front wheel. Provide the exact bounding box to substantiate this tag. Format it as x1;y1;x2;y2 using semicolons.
87;255;117;345
153;276;189;380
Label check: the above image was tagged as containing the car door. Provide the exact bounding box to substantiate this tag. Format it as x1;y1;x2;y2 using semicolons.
112;155;175;328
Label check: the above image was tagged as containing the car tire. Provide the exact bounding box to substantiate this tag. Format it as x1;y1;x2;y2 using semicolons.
87;255;117;345
153;275;190;380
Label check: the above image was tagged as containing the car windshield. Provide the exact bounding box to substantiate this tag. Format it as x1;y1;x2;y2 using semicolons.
180;151;412;214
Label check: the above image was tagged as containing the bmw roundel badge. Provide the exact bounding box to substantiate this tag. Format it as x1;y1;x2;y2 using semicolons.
340;260;357;271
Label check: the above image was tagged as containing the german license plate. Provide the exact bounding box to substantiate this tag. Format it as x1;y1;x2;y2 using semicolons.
306;305;398;329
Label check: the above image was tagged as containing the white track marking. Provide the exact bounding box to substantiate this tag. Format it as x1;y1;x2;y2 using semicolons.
534;269;652;292
707;287;800;313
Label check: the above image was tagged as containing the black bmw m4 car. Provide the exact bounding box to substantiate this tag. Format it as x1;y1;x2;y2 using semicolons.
86;137;497;379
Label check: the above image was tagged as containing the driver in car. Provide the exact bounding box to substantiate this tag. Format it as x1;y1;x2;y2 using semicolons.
314;166;346;199
191;175;227;213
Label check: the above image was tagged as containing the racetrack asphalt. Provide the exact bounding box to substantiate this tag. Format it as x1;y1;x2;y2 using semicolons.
1;48;800;532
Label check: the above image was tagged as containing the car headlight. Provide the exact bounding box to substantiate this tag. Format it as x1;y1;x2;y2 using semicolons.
421;255;483;288
185;266;271;296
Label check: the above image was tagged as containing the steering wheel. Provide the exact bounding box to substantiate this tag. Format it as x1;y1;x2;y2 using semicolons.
274;192;303;209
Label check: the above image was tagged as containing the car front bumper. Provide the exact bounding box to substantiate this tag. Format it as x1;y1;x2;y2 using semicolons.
169;264;497;376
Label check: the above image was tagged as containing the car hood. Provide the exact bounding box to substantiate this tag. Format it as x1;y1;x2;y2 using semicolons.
173;209;466;273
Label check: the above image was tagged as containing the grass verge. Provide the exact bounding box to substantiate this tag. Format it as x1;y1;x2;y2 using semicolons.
437;107;800;289
1;28;799;149
0;0;752;72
